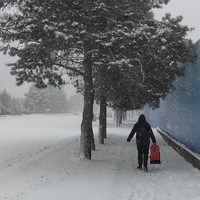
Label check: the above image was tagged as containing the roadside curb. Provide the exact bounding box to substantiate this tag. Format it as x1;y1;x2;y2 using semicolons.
157;128;200;170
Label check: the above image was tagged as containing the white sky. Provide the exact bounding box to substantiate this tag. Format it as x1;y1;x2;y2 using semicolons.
154;0;200;43
0;0;199;98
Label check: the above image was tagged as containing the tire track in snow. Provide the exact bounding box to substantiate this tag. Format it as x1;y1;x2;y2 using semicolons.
127;144;156;200
105;133;156;200
104;134;136;200
128;171;155;200
126;130;163;200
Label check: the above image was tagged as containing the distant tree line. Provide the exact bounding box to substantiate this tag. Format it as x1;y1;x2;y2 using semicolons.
24;85;68;114
0;85;69;115
0;89;24;115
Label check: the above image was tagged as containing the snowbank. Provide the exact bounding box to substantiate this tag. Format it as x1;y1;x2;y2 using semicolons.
0;114;200;200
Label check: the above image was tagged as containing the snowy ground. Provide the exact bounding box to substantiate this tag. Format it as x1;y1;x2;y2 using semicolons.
0;113;200;200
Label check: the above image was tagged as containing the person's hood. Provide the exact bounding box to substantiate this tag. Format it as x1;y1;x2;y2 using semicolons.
138;114;146;124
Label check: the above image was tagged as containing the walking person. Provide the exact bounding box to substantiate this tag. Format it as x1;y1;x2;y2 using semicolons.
127;114;156;171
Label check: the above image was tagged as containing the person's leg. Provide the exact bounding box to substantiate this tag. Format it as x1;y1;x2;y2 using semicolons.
143;145;150;171
137;145;143;168
143;154;148;171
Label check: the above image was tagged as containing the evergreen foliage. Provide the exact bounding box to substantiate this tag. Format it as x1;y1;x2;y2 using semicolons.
24;85;68;114
94;13;195;110
0;89;24;114
0;0;171;89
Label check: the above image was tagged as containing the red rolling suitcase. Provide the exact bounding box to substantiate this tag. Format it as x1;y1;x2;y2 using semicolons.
150;143;161;164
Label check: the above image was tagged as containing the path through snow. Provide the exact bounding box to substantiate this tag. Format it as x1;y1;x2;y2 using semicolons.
0;114;200;200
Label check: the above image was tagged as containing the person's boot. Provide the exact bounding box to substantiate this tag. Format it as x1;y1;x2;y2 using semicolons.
137;166;142;170
144;167;148;172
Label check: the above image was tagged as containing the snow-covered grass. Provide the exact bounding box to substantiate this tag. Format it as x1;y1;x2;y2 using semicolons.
0;113;200;200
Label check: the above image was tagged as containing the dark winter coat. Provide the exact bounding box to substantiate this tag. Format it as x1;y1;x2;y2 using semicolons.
127;114;156;147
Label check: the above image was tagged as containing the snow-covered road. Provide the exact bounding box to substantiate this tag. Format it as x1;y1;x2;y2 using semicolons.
0;114;200;200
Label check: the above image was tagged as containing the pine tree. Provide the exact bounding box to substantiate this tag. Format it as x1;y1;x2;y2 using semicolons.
0;89;12;114
24;85;67;114
11;97;24;114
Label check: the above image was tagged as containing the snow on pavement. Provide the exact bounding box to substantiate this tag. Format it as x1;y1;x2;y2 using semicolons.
0;114;200;200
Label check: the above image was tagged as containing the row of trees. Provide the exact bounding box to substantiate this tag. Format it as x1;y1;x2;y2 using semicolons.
24;85;68;113
0;89;23;115
0;0;196;159
0;86;68;114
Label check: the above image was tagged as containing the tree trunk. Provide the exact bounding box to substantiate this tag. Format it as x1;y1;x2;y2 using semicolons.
91;96;96;151
123;111;127;121
114;108;123;127
98;95;107;144
80;52;94;159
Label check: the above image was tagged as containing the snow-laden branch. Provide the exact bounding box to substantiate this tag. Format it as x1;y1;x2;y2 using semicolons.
53;62;84;76
133;59;145;84
84;49;99;59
